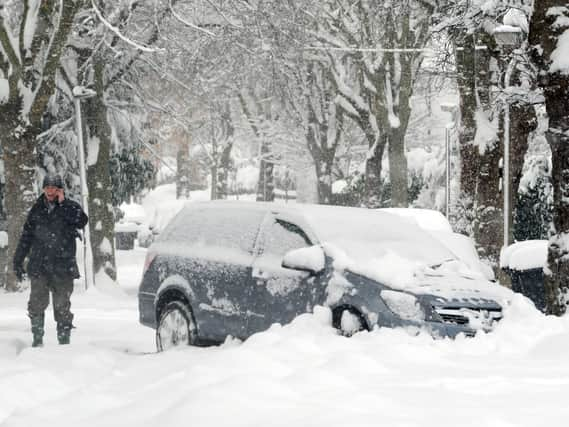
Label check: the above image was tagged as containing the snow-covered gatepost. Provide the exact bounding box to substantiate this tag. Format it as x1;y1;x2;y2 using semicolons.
529;0;569;315
0;1;83;291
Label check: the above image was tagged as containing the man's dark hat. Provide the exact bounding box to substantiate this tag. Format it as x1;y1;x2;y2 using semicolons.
42;174;64;189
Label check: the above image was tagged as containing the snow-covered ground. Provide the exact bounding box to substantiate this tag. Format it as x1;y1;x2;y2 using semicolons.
2;188;569;426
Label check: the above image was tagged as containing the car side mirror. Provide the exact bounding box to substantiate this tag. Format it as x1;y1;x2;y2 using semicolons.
282;245;325;275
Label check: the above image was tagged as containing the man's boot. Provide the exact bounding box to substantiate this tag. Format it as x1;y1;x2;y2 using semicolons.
30;315;45;347
57;324;71;345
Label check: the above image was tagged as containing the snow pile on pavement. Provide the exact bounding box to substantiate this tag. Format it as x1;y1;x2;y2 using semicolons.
1;278;569;427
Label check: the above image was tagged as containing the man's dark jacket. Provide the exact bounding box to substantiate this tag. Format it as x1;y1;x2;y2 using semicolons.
13;195;88;278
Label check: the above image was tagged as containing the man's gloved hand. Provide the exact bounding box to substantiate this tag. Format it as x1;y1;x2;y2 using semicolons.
14;265;26;282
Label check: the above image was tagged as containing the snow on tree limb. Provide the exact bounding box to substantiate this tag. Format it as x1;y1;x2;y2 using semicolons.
20;0;40;57
90;0;164;53
168;0;216;37
0;10;22;72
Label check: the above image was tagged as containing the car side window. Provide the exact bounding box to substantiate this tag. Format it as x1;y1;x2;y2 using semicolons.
262;219;311;257
163;207;264;253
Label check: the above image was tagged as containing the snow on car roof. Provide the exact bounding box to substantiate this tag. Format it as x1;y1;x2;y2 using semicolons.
377;208;453;233
183;200;455;266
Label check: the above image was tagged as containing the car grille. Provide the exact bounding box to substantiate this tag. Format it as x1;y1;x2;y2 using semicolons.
434;306;503;329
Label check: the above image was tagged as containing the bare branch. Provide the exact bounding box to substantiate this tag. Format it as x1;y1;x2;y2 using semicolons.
0;8;21;70
91;0;164;53
169;0;216;36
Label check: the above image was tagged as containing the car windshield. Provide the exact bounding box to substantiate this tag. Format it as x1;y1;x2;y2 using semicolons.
298;205;456;267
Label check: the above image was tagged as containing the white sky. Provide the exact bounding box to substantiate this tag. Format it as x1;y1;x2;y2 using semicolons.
1;186;567;427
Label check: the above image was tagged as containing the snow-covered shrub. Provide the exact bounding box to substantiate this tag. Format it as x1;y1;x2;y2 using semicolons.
331;169;423;208
514;156;553;241
110;147;157;207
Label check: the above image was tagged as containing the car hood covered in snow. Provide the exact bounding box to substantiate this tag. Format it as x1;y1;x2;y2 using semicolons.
289;205;510;303
299;205;455;267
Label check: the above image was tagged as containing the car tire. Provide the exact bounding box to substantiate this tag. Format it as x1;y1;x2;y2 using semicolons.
333;307;367;337
156;300;196;352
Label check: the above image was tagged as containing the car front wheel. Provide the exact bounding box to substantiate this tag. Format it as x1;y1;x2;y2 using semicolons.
156;300;196;352
333;307;367;337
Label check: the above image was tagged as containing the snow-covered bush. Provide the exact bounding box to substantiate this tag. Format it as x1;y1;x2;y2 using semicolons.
514;156;553;241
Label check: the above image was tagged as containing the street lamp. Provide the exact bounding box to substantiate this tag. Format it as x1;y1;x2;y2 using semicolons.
441;103;459;219
493;24;524;250
73;86;96;289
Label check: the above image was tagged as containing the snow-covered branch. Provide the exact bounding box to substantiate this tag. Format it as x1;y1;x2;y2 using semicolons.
91;0;164;53
168;0;216;37
0;10;21;71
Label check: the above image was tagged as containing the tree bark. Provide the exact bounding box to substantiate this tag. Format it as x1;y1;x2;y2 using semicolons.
306;124;336;204
388;128;409;207
176;144;190;199
364;134;387;208
456;33;478;210
256;144;275;202
216;142;233;199
216;105;235;200
529;0;569;315
302;63;340;205
1;109;38;291
83;55;117;282
455;31;505;267
510;103;537;239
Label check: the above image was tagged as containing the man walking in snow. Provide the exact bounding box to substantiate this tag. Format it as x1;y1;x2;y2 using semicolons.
13;174;88;347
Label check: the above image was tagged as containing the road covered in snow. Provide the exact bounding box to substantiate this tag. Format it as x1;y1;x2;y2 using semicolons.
1;244;569;427
2;186;569;426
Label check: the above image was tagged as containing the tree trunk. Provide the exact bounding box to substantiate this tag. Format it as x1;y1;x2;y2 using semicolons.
544;126;569;314
216;142;233;199
387;48;414;208
83;56;117;283
456;33;478;213
216;106;235;200
0;103;38;291
510;103;537;238
388;129;409;207
256;141;274;202
455;31;505;266
305;112;336;205
365;134;387;208
529;0;569;315
311;141;335;205
210;164;218;200
176;144;190;199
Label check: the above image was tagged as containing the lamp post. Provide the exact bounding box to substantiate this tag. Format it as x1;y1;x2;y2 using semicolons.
493;25;523;250
73;86;97;289
441;103;459;219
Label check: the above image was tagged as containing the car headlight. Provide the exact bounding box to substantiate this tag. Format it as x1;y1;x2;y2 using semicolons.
381;290;426;321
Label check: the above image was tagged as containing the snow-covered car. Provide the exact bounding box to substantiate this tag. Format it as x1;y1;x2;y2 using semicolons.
138;201;510;350
378;208;496;281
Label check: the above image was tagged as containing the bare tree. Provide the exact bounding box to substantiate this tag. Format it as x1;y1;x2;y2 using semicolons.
311;0;435;207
